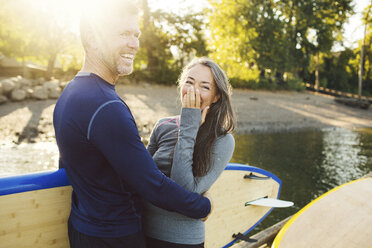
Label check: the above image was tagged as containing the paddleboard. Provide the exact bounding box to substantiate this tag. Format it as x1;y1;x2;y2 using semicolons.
272;177;372;248
0;163;283;248
205;163;282;248
0;169;71;248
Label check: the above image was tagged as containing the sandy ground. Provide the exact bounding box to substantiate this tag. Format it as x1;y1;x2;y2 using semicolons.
1;83;372;145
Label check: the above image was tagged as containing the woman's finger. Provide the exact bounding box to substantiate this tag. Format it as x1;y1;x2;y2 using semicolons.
195;88;201;109
201;106;209;125
182;93;188;107
190;87;195;108
187;87;192;107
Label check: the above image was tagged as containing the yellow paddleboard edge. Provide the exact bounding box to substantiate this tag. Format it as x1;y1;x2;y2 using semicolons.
271;177;370;248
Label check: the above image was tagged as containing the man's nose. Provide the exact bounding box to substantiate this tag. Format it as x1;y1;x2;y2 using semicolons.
128;37;139;50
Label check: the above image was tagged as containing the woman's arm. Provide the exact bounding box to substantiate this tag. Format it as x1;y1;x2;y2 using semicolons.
170;108;235;194
147;121;159;156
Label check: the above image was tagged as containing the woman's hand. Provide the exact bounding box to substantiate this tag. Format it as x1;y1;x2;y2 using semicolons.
182;87;209;125
182;86;200;109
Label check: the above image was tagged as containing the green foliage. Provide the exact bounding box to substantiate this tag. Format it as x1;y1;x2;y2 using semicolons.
207;0;354;90
0;0;82;79
314;4;372;96
285;74;306;91
1;0;370;95
321;49;355;91
137;0;209;85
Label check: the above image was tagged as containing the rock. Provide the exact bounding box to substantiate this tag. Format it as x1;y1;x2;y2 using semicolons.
48;87;61;99
59;81;68;90
43;80;59;90
10;89;27;101
0;95;7;104
0;79;15;94
32;86;48;100
32;79;41;87
31;77;45;87
9;76;22;90
23;87;34;99
18;77;32;88
43;80;61;99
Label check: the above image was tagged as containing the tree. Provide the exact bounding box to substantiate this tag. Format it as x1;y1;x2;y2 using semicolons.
358;3;371;96
0;0;40;75
207;0;354;87
136;1;209;84
0;0;81;79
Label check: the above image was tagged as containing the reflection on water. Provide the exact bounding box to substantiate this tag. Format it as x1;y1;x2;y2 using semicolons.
1;127;371;233
0;142;59;177
231;127;372;233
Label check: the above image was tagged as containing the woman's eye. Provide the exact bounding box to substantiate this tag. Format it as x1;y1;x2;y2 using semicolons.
185;81;193;85
203;86;210;90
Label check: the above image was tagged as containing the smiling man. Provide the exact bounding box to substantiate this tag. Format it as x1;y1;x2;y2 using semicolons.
53;1;211;247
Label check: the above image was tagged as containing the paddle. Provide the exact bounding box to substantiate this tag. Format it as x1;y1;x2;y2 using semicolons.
245;197;294;208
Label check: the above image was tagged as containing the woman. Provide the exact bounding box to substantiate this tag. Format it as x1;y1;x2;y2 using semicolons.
144;57;236;248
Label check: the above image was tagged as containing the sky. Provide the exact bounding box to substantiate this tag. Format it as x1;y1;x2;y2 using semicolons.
30;0;370;51
342;0;371;49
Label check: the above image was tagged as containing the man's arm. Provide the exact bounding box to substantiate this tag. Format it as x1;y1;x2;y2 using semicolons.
89;101;210;219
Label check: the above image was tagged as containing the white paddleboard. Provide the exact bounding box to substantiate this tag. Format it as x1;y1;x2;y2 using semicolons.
205;163;283;247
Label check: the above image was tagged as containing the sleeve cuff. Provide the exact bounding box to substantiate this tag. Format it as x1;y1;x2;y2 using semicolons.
180;108;202;127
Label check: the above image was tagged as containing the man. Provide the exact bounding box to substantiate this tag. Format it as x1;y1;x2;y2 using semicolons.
53;1;211;247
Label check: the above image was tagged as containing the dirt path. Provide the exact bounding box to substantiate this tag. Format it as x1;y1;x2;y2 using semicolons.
1;83;372;145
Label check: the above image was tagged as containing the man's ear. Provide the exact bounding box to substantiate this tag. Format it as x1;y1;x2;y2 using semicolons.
82;23;101;51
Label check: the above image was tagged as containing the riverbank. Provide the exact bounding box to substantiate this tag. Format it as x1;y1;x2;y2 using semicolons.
1;83;372;145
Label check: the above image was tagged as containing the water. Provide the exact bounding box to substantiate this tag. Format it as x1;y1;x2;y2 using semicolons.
0;141;59;177
231;127;372;233
1;127;372;234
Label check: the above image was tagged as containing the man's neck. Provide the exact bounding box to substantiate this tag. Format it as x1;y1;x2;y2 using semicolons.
81;55;118;85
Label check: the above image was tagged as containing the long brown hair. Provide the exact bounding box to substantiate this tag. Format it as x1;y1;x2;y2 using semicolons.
178;57;236;177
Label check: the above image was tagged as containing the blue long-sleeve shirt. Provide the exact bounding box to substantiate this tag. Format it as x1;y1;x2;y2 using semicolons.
53;72;210;238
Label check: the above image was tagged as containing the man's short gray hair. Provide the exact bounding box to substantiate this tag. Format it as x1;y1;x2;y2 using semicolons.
79;0;139;51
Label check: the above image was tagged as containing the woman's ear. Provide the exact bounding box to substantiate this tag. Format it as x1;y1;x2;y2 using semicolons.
212;94;220;104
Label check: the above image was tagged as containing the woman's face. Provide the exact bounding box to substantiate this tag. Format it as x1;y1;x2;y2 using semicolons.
180;64;220;111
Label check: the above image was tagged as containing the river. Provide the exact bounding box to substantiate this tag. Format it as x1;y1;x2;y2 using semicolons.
1;127;372;233
231;127;372;233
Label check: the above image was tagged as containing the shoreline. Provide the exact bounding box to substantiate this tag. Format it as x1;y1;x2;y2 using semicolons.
1;83;372;145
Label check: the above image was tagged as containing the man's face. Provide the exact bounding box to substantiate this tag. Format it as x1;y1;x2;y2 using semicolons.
95;14;140;76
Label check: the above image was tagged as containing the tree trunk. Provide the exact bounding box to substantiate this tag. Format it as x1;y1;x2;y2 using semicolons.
315;51;320;91
46;53;57;80
365;48;371;91
141;0;157;71
22;57;27;78
358;7;370;99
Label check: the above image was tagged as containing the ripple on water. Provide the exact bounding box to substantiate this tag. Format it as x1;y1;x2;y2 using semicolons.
231;127;372;233
0;142;59;177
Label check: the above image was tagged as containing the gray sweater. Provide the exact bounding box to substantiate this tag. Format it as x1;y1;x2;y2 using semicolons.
144;108;235;244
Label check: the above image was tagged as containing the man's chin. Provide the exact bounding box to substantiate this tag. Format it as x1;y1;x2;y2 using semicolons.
117;66;133;76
